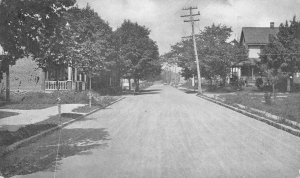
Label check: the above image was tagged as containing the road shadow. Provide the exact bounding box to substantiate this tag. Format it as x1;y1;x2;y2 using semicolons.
178;88;197;94
184;90;197;94
135;89;162;95
0;128;109;178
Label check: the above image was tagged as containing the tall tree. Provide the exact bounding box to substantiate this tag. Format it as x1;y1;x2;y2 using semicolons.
166;24;247;86
260;16;300;92
0;0;76;100
64;5;114;89
115;20;160;92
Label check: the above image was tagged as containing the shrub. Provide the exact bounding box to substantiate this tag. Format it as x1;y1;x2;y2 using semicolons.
256;78;264;89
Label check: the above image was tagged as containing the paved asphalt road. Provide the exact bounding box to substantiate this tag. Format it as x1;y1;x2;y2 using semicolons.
9;84;300;178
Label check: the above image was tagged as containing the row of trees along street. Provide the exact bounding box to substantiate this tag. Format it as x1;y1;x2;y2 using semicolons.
162;24;247;88
0;0;161;101
163;17;300;94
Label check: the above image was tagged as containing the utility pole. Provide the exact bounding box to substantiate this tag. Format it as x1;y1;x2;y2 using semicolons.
181;7;202;94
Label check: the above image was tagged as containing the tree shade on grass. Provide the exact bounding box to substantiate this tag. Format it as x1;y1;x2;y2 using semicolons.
0;111;19;119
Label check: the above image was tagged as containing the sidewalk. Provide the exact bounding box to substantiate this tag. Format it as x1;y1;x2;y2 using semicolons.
0;104;85;131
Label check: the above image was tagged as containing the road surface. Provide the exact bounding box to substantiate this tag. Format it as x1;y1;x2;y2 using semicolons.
2;84;300;178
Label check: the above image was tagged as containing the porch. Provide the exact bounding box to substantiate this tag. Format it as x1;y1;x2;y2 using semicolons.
43;66;88;91
231;58;261;86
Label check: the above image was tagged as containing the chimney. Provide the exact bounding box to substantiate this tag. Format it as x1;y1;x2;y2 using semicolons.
270;22;274;29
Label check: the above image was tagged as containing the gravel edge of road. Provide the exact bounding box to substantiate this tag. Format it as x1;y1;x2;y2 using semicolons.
196;94;300;137
0;97;125;157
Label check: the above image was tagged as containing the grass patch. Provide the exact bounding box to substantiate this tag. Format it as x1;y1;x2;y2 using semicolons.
220;92;300;123
0;104;54;110
72;105;100;113
73;95;120;113
0;95;120;149
0;91;103;110
0;111;19;119
0;113;82;147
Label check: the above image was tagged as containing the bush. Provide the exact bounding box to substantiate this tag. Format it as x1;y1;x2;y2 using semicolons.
256;78;264;89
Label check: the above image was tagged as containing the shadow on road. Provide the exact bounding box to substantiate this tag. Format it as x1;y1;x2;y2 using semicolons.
0;128;110;178
178;88;197;94
135;89;161;95
185;90;197;94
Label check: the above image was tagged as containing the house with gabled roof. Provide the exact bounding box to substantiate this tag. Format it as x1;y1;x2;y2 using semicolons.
231;22;279;85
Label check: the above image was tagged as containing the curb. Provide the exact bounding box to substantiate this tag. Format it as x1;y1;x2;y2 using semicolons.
196;93;300;137
1;97;125;156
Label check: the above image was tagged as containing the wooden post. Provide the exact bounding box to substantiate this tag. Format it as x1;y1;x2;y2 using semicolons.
41;69;46;91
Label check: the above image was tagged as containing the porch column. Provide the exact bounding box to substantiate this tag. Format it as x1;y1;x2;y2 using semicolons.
67;66;72;90
84;74;87;82
238;68;241;79
82;74;86;91
251;68;254;80
68;66;72;81
79;74;82;81
74;68;77;81
73;68;78;90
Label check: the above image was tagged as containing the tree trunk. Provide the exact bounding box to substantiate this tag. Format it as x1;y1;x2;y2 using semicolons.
272;83;276;99
128;78;131;91
134;78;139;92
5;65;10;102
89;76;92;90
56;68;60;91
222;77;227;87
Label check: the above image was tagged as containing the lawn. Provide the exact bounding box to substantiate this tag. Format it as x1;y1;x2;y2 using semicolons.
0;91;118;110
0;113;82;147
0;111;19;119
219;92;300;123
0;94;120;153
72;105;100;113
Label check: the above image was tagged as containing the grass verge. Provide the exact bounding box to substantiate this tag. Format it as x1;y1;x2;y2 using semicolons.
72;105;100;113
0;95;120;155
0;114;81;148
0;111;19;119
219;92;300;123
0;91;92;110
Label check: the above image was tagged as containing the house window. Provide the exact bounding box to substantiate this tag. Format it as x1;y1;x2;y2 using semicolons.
249;48;260;58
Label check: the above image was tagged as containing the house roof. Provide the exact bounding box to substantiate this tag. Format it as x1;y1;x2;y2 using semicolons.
241;27;279;45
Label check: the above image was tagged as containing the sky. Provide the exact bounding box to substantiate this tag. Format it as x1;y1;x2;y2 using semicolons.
76;0;300;54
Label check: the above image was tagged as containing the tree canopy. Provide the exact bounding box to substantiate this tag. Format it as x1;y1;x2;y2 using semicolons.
165;24;247;85
63;5;113;77
0;1;161;94
260;16;300;91
114;20;161;91
260;16;300;77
